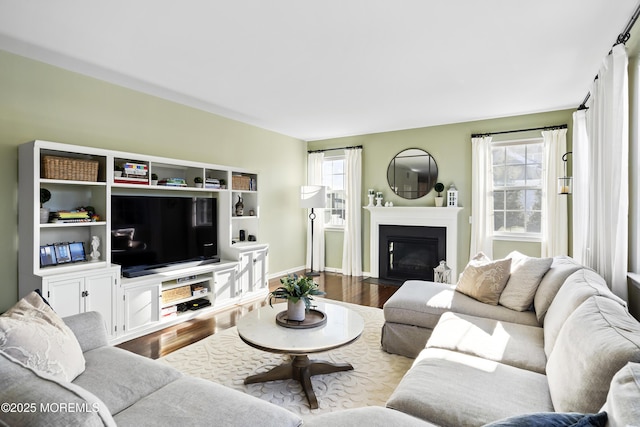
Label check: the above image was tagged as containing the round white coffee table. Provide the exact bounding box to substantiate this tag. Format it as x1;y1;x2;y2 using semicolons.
237;300;364;409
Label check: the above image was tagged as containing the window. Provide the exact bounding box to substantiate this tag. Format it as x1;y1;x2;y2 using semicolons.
492;139;543;239
322;155;345;227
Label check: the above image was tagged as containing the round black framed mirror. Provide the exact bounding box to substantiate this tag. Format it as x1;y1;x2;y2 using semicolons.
386;148;438;199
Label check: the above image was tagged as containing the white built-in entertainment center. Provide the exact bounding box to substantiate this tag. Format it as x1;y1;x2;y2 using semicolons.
18;140;268;344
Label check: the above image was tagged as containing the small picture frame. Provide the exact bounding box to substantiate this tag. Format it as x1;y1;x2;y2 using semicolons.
69;242;86;263
39;245;57;267
54;243;72;264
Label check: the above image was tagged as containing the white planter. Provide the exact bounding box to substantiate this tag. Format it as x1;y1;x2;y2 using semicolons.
287;299;306;321
435;197;444;207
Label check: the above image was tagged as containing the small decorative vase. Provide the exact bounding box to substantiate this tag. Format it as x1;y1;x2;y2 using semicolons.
287;299;306;322
435;197;444;207
367;194;374;207
235;195;244;216
39;208;49;224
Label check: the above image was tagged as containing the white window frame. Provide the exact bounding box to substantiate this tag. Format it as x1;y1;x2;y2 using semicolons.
491;138;544;243
322;154;346;229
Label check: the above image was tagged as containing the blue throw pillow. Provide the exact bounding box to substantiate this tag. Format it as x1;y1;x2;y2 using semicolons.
483;411;607;427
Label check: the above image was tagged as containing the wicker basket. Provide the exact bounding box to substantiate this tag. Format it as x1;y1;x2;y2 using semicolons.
161;285;192;304
42;156;99;181
232;175;251;190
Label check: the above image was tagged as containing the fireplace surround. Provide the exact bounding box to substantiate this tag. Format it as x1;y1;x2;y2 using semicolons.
365;206;463;282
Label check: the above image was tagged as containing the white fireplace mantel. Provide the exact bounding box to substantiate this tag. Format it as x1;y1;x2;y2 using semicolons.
364;206;463;280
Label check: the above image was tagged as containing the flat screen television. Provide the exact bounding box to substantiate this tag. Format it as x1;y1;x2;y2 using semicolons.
111;195;218;277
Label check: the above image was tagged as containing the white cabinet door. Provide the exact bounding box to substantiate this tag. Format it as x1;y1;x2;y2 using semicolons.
213;266;236;305
85;270;119;337
251;248;268;292
46;276;84;318
237;252;251;296
123;283;160;335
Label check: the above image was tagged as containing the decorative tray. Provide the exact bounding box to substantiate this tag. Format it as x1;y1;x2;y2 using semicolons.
275;309;327;329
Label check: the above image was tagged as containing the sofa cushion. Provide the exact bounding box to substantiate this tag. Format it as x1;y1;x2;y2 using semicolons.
73;346;182;415
482;411;607;426
383;280;539;330
456;252;512;305
0;350;115;427
426;312;546;374
543;269;626;357
304;406;436;427
499;251;552;311
601;362;640;427
533;256;584;324
113;376;302;427
386;348;553;426
546;296;640;413
0;291;85;382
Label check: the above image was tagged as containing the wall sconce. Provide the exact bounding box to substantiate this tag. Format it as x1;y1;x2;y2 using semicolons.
558;151;573;195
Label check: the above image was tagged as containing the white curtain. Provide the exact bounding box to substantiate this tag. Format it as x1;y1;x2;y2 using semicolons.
572;109;590;265
574;43;629;299
541;128;568;257
470;136;494;259
342;148;362;276
307;152;325;272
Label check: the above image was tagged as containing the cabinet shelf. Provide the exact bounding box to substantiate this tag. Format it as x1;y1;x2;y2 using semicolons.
40;178;107;186
41;221;107;229
160;292;210;309
39;260;109;276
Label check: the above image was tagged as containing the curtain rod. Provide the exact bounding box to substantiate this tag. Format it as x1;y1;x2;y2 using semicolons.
307;145;363;154
578;3;640;110
471;124;567;138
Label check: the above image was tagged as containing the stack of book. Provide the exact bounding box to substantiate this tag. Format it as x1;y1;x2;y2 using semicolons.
158;178;187;187
52;210;92;223
205;178;220;189
114;162;149;185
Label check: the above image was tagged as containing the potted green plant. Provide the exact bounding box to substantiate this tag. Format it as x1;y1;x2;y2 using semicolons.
151;173;158;185
434;182;445;207
219;178;226;189
269;274;326;321
194;176;203;188
40;188;51;224
114;164;124;178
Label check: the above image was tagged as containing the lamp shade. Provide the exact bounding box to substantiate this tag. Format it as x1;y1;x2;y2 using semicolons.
300;186;326;209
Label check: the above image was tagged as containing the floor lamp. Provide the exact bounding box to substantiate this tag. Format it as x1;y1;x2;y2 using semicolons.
301;185;326;277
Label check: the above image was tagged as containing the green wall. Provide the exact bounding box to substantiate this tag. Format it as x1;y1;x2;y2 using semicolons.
308;109;574;273
0;50;308;313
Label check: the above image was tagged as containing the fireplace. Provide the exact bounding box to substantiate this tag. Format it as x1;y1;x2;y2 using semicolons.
365;206;462;281
379;225;446;282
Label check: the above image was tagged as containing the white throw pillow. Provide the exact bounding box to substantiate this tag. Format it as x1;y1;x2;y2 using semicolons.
0;291;85;382
456;252;511;305
499;251;552;312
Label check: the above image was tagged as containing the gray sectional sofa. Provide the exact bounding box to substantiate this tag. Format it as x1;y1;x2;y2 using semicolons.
4;254;640;426
0;308;303;427
308;255;640;426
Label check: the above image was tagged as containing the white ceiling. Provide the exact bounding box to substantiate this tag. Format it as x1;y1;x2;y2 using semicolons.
0;1;638;141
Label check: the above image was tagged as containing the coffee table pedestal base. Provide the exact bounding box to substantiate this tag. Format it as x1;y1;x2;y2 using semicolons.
244;355;353;409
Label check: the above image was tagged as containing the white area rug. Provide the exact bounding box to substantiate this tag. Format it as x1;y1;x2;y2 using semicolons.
159;300;412;418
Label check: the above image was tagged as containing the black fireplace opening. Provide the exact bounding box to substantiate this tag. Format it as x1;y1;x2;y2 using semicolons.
379;225;446;283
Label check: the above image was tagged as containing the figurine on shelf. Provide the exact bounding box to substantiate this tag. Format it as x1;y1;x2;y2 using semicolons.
90;235;101;262
376;192;383;207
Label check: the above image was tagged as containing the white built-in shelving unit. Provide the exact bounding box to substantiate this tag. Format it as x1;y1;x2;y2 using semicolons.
18;140;268;344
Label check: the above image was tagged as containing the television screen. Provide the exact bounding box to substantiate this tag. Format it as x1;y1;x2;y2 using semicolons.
111;195;218;276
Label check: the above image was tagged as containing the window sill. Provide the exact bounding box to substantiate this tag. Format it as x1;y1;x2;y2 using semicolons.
492;234;541;243
324;225;345;232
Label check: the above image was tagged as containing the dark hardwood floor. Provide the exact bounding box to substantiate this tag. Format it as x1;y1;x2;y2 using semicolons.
116;271;399;359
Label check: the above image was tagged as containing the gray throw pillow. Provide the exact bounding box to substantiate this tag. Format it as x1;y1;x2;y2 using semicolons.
0;291;85;382
499;251;552;311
